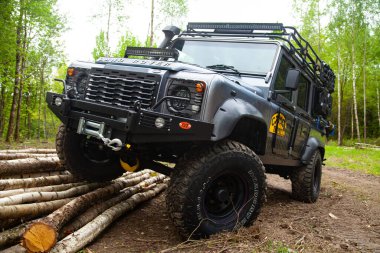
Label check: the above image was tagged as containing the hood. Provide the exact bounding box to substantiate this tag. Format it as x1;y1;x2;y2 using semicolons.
96;57;215;74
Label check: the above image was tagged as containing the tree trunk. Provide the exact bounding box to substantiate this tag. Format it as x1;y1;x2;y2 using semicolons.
377;83;380;129
351;43;360;141
6;0;24;142
14;13;28;142
362;29;367;143
0;84;6;136
351;103;354;140
37;61;45;141
0;153;57;160
43;102;47;140
26;86;32;139
51;184;167;253
0;170;69;180
0;198;73;219
0;157;61;176
337;44;342;146
61;175;166;236
150;0;154;46
106;0;111;56
0;174;77;190
0;182;85;198
1;244;27;253
22;171;152;252
0;219;37;248
1;148;56;154
0;182;104;206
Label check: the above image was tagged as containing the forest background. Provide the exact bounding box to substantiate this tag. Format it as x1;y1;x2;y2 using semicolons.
0;0;379;146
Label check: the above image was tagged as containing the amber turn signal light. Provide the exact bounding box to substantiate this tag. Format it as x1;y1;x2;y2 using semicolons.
195;82;206;93
67;68;75;76
179;121;192;130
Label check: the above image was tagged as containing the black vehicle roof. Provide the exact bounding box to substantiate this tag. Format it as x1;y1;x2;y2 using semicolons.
179;22;335;93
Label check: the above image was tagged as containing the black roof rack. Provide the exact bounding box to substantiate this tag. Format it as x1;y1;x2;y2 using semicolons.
181;22;335;93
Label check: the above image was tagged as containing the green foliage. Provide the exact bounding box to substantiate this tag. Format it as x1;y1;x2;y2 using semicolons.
92;30;110;60
112;32;143;58
158;0;188;27
325;145;380;175
293;0;380;142
0;0;66;142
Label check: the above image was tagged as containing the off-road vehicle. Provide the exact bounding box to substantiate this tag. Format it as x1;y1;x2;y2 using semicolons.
47;23;335;238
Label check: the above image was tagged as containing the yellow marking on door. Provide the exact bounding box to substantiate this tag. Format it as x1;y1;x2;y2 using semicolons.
269;112;286;137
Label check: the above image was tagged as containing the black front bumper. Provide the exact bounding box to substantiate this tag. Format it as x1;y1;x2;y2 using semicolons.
46;92;214;144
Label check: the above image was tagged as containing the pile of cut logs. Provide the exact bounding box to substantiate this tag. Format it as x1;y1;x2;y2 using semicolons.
0;148;168;253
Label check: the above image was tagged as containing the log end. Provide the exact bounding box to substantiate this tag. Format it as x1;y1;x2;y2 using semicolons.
22;222;57;253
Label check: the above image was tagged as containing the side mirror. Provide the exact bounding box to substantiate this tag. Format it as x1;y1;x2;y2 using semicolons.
285;69;300;90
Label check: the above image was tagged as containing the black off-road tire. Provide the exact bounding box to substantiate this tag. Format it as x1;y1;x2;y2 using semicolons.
166;140;267;239
290;150;322;203
56;124;124;181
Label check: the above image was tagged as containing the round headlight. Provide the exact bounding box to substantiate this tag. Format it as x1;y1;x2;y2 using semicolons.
76;73;88;94
54;97;63;106
169;86;191;111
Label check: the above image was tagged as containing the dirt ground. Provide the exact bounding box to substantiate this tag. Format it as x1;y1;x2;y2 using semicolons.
88;167;380;253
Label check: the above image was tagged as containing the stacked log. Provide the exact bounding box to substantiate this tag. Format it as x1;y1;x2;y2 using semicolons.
0;149;168;253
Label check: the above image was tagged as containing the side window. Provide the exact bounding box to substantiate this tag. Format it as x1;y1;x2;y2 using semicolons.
297;75;310;111
274;56;294;101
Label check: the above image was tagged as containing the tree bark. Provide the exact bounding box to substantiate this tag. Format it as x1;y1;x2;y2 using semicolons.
22;172;152;252
0;170;69;180
0;174;77;190
377;83;380;129
0;182;85;198
1;148;56;154
150;0;154;46
1;244;27;253
362;29;367;143
6;0;24;142
0;182;104;206
51;184;167;253
0;198;73;219
337;43;342;146
0;157;61;176
61;175;166;236
14;10;28;142
0;84;6;136
0;153;57;160
0;219;36;248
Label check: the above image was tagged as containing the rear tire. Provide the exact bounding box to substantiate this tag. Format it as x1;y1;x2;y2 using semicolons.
166;140;266;238
56;124;124;181
290;150;322;203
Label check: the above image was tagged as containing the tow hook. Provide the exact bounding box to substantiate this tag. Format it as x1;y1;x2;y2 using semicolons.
99;134;122;151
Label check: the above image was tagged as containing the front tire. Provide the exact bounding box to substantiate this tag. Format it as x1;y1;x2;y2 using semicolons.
290;150;322;203
166;140;267;238
56;124;124;181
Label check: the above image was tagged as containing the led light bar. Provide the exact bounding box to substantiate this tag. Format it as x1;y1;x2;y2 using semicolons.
125;47;178;59
187;22;284;32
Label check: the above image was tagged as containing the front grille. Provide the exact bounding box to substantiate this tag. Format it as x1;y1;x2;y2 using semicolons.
85;68;160;109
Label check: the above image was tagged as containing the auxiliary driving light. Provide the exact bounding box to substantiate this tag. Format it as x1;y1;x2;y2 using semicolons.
54;97;63;107
155;117;165;129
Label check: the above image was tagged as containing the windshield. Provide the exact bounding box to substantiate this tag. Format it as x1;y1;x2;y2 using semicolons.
173;40;278;74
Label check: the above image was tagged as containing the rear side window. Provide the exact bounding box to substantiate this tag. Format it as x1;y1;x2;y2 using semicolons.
274;56;294;101
297;75;310;111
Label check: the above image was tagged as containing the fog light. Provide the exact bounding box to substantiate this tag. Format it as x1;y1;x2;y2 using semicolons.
191;105;200;112
155;117;165;129
54;97;63;106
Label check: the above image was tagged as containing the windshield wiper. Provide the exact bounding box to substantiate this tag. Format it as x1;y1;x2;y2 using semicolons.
206;64;241;76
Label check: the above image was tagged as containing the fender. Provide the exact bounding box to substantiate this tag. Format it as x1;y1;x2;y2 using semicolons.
211;98;266;141
301;136;325;164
